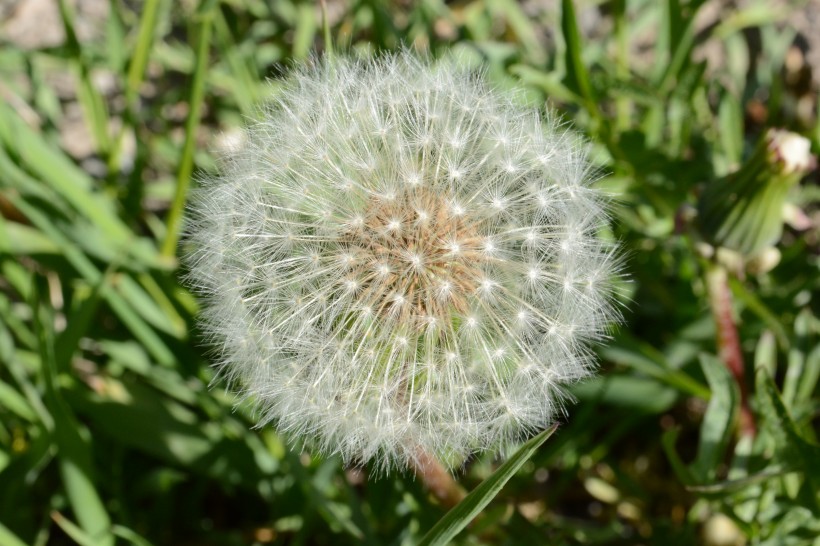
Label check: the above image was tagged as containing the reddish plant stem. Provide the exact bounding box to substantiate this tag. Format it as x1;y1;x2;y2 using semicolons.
705;265;756;437
410;450;466;509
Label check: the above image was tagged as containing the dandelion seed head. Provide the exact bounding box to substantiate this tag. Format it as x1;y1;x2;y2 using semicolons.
185;52;621;472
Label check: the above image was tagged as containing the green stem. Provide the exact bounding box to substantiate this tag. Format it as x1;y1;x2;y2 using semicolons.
161;10;214;258
108;0;161;173
320;0;334;59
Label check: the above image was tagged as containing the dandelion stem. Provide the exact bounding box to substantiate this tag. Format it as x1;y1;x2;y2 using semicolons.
411;450;466;508
705;264;756;437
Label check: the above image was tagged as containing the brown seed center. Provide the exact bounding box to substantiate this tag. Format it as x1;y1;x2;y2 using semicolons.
340;188;487;330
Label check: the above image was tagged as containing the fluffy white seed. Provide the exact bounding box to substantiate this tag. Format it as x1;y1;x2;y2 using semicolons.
185;52;621;472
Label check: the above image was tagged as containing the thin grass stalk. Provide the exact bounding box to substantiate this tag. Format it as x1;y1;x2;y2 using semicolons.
161;9;214;258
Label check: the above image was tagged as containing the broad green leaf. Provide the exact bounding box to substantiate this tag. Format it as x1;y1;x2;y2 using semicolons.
65;379;219;467
756;369;820;512
572;375;678;413
783;309;813;406
418;425;558;546
690;354;739;482
600;340;710;399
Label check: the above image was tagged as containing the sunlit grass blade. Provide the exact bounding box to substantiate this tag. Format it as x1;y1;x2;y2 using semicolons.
161;2;216;258
10;197;176;365
418;425;558;546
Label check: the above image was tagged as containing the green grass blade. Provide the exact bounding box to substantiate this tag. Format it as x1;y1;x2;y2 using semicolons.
0;216;59;255
0;105;124;242
0;521;30;546
782;309;812;405
111;525;157;546
728;277;789;349
418;425;558;546
293;1;317;60
795;345;820;407
560;0;595;105
126;0;162;103
600;341;710;399
56;0;111;157
11;197;176;365
161;5;215;258
0;379;37;422
661;427;696;486
51;511;99;546
32;287;114;546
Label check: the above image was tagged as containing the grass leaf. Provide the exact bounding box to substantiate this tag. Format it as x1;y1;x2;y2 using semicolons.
418;425;558;546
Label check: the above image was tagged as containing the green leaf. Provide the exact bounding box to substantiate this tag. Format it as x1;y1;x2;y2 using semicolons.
572;375;678;413
0;104;122;245
292;1;317;60
783;309;813;406
0;218;59;255
111;525;157;546
0;520;29;546
485;0;545;61
718;90;743;168
754;330;777;378
65;379;219;468
31;288;114;546
756;369;820;512
729;277;789;349
10;197;176;366
690;354;739;482
418;425;558;546
661;427;696;486
161;4;215;258
560;0;595;105
52;511;99;546
0;380;37;422
686;468;787;495
600;339;710;399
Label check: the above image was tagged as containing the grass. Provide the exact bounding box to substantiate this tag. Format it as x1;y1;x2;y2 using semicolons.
1;0;819;544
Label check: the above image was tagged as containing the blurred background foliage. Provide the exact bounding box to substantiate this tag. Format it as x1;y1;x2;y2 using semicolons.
0;0;819;544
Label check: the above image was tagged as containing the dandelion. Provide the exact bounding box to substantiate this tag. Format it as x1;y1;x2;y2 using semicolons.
185;52;621;472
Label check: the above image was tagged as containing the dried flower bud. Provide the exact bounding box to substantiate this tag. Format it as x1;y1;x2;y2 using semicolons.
185;53;621;471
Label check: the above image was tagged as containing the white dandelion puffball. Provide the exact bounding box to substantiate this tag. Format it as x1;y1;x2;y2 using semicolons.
186;52;620;471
